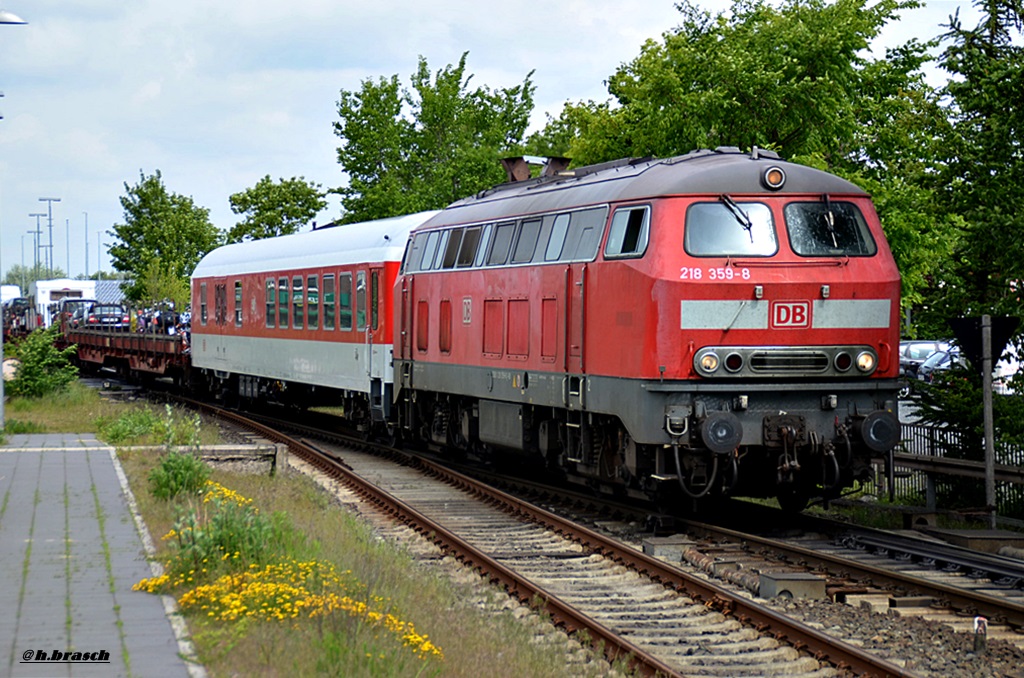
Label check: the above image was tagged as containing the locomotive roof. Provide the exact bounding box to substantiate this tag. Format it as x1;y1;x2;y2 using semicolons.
192;210;439;279
417;147;868;230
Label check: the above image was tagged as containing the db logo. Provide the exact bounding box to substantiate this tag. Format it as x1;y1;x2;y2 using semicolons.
771;301;810;329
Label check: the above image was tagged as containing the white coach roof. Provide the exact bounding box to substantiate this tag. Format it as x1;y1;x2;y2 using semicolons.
192;211;439;279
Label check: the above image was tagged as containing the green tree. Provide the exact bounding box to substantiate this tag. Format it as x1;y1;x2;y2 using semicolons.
109;170;222;302
226;175;327;243
922;0;1024;329
138;257;190;311
334;53;535;222
6;326;79;398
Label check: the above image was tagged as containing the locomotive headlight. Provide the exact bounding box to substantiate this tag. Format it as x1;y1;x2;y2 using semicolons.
855;351;876;373
699;352;720;373
762;166;786;190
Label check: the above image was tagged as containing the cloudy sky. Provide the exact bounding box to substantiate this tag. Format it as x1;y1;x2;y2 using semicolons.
0;0;980;281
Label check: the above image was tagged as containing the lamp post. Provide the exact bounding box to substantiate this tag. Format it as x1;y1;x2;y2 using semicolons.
29;213;44;279
84;212;89;278
39;197;60;276
1;7;27;433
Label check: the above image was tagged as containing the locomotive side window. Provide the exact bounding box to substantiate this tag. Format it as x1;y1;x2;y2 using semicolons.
605;206;650;258
544;214;570;261
511;219;542;264
323;274;335;330
265;279;275;328
442;229;463;269
685;202;777;256
431;231;449;270
457;226;482;267
277;277;289;328
784;201;877;257
200;282;208;325
420;232;440;272
562;207;607;261
473;224;493;267
339;273;353;330
307;275;319;330
356;271;367;330
487;222;515;265
234;281;242;327
404;233;427;273
292;276;304;330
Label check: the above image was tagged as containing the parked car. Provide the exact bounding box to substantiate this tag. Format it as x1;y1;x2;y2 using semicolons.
58;298;96;330
917;349;963;383
899;339;950;379
85;303;130;331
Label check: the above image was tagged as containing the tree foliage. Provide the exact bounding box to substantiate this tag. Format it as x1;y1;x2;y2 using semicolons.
919;0;1024;332
334;53;535;222
138;257;191;311
109;170;222;302
226;175;326;243
6;326;79;398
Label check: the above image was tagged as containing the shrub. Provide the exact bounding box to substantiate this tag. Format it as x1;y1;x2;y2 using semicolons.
149;451;211;501
5;326;78;398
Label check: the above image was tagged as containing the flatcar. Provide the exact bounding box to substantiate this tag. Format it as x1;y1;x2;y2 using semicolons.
190;211;438;429
392;148;901;509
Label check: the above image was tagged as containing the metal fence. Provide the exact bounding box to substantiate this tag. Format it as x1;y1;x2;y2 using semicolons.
866;423;1024;521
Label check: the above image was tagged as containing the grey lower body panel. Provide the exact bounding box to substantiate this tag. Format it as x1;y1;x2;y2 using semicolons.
397;360;899;447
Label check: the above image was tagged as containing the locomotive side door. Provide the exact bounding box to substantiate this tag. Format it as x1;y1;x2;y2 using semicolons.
565;263;587;406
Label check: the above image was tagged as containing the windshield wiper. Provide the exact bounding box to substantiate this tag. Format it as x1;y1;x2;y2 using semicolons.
822;193;838;248
719;194;753;242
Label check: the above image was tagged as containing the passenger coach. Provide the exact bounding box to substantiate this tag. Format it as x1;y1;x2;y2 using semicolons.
191;211;438;428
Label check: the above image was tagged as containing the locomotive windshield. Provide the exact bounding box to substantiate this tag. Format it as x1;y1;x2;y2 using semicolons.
784;200;877;256
684;201;776;256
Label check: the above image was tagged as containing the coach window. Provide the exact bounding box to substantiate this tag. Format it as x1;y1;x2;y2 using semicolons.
784;201;876;257
685;201;776;256
356;271;367;330
339;273;353;330
457;226;482;267
486;221;515;265
265;279;275;328
544;214;570;261
323;274;335;330
292;276;304;329
442;229;463;269
200;282;208;325
234;281;243;327
278;277;289;329
307;275;319;329
605;206;650;258
371;271;379;330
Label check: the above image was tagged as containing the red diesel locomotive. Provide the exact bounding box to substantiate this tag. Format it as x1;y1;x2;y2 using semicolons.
392;148;901;509
175;146;901;509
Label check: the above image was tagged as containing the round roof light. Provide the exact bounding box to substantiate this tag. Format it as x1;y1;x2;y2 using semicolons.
762;166;786;190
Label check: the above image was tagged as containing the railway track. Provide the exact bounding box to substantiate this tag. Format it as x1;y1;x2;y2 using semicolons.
191;401;912;677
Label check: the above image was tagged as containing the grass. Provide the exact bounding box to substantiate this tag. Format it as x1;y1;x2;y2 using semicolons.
5;382;614;677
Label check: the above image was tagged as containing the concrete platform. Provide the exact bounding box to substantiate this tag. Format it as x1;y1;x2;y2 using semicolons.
922;528;1024;554
0;433;203;677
